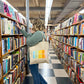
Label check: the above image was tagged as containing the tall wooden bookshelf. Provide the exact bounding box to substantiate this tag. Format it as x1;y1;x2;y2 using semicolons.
0;13;27;84
52;19;84;84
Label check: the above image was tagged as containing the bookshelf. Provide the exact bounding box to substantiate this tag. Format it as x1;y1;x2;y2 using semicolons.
52;13;84;84
0;1;27;84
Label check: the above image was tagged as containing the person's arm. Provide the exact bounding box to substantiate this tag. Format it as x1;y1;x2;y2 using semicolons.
27;32;42;46
16;23;31;38
20;29;32;38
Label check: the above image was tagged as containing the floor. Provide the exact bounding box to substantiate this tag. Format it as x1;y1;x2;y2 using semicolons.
23;45;73;84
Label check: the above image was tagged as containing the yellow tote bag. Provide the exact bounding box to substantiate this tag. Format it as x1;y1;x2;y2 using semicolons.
29;39;49;65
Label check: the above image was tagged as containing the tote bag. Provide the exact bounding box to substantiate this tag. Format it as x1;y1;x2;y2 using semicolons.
29;35;49;64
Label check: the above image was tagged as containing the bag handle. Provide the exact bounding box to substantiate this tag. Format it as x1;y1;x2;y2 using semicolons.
41;32;45;42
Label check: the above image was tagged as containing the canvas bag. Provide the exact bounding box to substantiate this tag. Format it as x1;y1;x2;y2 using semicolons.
29;33;49;64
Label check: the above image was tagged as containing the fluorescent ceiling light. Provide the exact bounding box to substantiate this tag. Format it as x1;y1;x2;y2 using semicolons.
45;0;53;27
79;9;84;14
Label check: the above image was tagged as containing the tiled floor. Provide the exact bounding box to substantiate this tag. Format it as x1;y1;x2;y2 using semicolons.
23;45;73;84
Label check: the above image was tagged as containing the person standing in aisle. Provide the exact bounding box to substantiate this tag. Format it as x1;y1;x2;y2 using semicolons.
16;19;47;84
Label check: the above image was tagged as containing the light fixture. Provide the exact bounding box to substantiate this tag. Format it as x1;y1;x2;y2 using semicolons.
79;9;84;14
45;0;53;27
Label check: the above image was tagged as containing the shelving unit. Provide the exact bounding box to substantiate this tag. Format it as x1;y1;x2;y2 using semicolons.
52;18;84;84
0;9;27;84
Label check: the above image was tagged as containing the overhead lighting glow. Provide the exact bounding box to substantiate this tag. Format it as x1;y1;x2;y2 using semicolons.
45;0;53;27
79;9;84;14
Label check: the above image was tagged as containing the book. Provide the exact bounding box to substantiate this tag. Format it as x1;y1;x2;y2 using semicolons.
81;23;84;35
4;2;11;17
80;68;84;81
2;38;5;55
1;17;5;34
79;37;84;50
15;78;20;84
81;53;84;65
0;63;2;79
3;59;6;75
0;0;4;14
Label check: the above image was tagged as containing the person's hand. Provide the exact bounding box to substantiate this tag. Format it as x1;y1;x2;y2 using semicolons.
16;22;21;30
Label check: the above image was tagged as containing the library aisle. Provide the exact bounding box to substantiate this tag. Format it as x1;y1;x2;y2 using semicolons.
23;44;73;84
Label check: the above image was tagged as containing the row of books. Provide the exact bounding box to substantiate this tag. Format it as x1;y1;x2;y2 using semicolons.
61;13;84;28
0;0;26;24
3;74;25;84
63;45;84;65
70;23;84;35
2;49;27;75
3;51;19;75
3;58;26;84
55;22;84;35
63;37;84;50
1;17;26;35
68;66;84;83
2;36;26;55
3;63;20;84
68;37;84;50
55;36;84;50
63;54;84;82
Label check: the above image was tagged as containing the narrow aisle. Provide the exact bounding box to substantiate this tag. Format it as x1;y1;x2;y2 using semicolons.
23;45;73;84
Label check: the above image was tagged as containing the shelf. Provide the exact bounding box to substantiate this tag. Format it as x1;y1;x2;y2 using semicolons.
0;78;3;81
2;56;25;78
63;51;84;67
2;48;19;57
63;60;84;82
55;20;84;32
2;34;23;37
0;13;27;27
3;69;12;78
2;45;26;57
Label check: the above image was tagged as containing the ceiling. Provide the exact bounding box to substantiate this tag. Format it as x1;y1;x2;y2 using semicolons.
7;0;84;24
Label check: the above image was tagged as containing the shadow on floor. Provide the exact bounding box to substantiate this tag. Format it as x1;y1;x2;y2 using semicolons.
23;76;34;84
